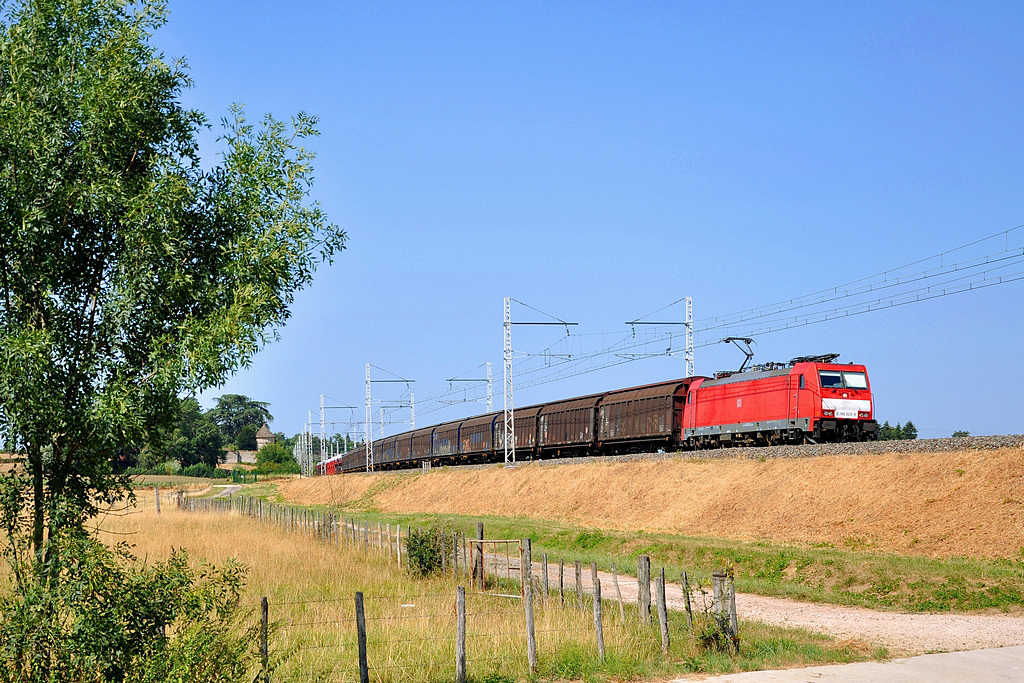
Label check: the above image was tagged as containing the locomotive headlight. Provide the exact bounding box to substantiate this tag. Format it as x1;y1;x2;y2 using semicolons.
858;411;870;418
822;409;835;417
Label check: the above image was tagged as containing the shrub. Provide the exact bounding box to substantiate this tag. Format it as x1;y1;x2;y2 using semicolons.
179;463;229;479
254;442;300;475
694;615;734;653
181;463;214;478
404;526;453;576
0;533;256;683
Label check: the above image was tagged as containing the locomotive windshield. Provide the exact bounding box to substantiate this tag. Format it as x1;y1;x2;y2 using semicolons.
843;372;867;389
819;370;867;389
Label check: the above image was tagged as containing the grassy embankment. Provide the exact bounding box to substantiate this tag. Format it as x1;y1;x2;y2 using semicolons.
258;447;1024;614
89;494;879;682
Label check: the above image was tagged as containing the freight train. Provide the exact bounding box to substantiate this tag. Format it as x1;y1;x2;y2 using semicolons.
320;354;876;475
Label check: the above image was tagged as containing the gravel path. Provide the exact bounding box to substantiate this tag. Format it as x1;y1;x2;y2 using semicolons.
734;593;1024;653
211;484;241;498
487;553;1024;654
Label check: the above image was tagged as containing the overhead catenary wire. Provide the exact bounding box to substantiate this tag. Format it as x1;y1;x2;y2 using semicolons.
321;223;1024;441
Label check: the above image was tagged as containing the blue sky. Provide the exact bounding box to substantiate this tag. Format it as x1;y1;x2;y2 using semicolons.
156;1;1024;440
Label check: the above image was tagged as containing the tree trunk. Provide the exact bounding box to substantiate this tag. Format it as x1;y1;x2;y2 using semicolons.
29;447;45;563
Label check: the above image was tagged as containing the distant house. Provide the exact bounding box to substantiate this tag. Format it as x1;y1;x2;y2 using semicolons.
256;424;276;451
227;424;275;465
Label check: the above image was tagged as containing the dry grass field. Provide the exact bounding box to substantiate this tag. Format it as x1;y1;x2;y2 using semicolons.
84;492;874;682
277;447;1024;559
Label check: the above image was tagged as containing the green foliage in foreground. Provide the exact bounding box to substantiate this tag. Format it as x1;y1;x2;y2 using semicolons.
334;508;1024;614
0;534;256;683
0;0;344;565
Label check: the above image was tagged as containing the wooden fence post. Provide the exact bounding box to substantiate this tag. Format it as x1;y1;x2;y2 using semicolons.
593;577;605;661
453;531;459;578
575;561;583;610
153;485;160;514
611;563;625;623
475;522;485;590
397;524;402;566
542;553;549;604
521;538;532;599
260;597;269;683
355;591;369;683
712;569;739;652
728;572;739;652
656;568;669;654
638;555;651;624
712;570;724;629
558;560;565;605
682;570;693;628
524;583;537;673
456;586;466;683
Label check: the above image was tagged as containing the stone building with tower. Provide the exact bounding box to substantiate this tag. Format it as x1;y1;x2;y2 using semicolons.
228;423;276;466
255;424;276;451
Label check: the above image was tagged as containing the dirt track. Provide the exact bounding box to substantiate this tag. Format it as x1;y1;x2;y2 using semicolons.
487;553;1024;655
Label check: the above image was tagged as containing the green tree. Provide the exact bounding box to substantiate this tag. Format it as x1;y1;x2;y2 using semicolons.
207;394;273;445
878;421;899;441
234;424;258;451
166;399;223;468
274;431;297;451
900;421;918;440
0;0;343;584
952;430;970;438
254;441;299;474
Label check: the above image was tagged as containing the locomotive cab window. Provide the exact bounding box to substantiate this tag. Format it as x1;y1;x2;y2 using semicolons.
819;370;867;389
843;371;868;389
819;371;843;388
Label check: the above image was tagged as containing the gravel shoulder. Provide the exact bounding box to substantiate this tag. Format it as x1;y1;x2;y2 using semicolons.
490;553;1024;655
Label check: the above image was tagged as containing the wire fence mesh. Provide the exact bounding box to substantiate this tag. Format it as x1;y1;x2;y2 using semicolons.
178;492;738;682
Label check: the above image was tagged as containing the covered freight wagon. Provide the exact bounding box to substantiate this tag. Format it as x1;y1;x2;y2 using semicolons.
598;378;696;452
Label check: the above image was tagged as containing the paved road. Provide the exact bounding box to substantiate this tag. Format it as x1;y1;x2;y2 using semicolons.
670;645;1024;682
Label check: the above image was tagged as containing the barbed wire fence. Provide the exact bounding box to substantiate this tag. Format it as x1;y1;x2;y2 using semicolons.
178;494;739;682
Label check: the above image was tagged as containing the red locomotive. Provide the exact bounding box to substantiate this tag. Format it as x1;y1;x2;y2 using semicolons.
683;354;875;447
322;349;877;474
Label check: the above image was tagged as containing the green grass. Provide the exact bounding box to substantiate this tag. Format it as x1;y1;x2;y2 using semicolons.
242;482;1024;614
407;513;1024;613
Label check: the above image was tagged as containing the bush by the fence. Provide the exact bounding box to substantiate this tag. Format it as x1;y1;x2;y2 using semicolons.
404;526;456;576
